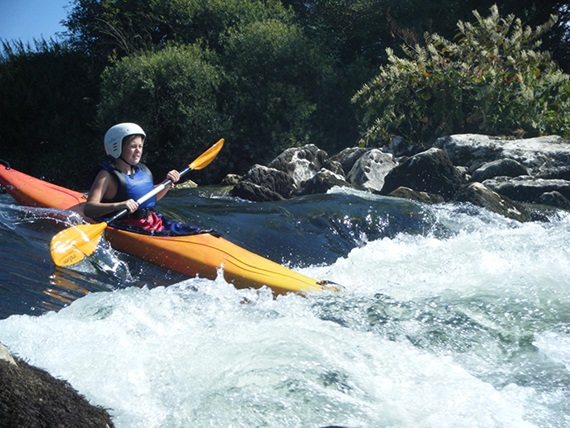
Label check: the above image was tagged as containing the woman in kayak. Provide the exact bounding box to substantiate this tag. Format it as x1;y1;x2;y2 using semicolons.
84;122;204;235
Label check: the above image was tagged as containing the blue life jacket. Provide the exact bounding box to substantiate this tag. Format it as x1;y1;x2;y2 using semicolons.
88;161;156;219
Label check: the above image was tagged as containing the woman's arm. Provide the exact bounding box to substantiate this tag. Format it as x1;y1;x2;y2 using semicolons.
154;170;181;202
83;170;138;218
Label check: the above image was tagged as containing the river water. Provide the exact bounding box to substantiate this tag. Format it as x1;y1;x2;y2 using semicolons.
0;186;569;427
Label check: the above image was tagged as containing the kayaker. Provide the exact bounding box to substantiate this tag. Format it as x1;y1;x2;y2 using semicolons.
84;122;202;235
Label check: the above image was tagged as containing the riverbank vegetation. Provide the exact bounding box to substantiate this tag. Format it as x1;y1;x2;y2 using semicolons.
1;1;569;187
353;5;570;145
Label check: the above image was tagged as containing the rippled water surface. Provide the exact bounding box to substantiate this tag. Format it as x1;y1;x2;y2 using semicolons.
1;187;569;427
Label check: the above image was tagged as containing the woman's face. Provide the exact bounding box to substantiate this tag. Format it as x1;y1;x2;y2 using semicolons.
122;135;144;165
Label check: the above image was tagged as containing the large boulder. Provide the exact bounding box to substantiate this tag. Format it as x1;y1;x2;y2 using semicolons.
537;166;570;180
432;134;570;212
387;187;445;204
0;343;114;427
436;134;570;175
234;145;349;202
472;158;528;182
482;176;570;204
380;148;466;200
268;144;343;186
346;149;397;192
230;165;296;202
330;147;367;175
456;182;531;221
294;169;352;196
538;191;570;210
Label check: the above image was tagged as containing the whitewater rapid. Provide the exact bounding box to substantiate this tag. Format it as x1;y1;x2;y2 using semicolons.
1;190;569;427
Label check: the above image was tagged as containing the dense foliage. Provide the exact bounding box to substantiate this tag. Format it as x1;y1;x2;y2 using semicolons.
0;41;99;185
353;6;570;145
0;1;569;186
221;19;333;172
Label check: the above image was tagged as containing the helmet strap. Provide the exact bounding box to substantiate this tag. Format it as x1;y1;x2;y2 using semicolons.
115;156;136;177
119;155;136;167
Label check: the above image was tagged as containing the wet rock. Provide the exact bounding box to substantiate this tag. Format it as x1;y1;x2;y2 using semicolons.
456;182;530;221
380;148;466;200
221;174;241;186
483;176;570;204
225;134;570;215
294;169;352;196
538;191;570;210
386;187;445;204
434;134;503;169
330;147;367;175
346;149;397;192
236;145;347;202
176;179;198;189
268;144;343;186
230;165;296;201
436;134;570;175
537;165;570;180
231;180;284;201
0;343;16;366
0;344;114;427
472;158;528;182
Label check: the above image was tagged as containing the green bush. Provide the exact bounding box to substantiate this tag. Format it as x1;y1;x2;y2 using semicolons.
161;0;293;48
221;19;326;171
0;41;99;187
353;5;570;146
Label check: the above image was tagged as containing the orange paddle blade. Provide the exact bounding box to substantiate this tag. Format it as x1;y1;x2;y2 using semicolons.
50;222;108;267
189;138;224;170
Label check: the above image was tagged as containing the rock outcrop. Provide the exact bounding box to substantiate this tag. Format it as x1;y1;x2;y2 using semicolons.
231;164;296;202
229;134;570;220
0;343;114;427
379;148;466;199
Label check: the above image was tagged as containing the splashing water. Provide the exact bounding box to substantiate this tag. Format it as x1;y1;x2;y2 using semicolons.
1;191;569;427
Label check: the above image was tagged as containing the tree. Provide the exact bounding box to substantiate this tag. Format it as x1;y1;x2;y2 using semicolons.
69;0;310;176
65;0;158;58
158;0;293;49
220;19;329;171
0;40;99;187
64;0;293;63
353;5;570;146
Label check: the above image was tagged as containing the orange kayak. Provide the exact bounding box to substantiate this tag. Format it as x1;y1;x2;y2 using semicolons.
0;163;337;295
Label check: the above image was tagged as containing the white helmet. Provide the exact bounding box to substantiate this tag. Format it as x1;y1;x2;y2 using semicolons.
104;123;146;158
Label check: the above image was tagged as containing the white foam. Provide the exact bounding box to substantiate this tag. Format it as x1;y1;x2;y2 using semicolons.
0;278;538;427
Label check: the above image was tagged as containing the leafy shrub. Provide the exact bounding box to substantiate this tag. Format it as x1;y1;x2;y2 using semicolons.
0;41;99;187
353;5;570;146
221;19;326;171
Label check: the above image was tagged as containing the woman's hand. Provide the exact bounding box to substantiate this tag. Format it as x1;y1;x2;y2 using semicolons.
166;170;180;184
124;198;139;213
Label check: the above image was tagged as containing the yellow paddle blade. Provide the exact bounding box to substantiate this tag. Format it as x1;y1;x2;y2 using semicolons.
50;222;108;267
189;138;224;170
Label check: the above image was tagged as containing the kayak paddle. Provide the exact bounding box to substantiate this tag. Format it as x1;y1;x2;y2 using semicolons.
50;138;224;267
